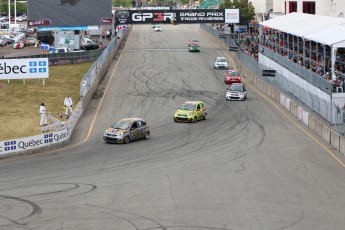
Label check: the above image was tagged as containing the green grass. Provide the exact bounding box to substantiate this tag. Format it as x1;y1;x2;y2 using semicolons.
0;62;93;141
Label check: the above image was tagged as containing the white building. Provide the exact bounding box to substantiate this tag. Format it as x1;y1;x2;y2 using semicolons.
250;0;345;22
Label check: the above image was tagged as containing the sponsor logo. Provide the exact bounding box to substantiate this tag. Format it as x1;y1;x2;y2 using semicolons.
28;20;52;26
0;60;48;77
116;11;130;19
101;18;112;23
4;141;16;151
132;12;175;22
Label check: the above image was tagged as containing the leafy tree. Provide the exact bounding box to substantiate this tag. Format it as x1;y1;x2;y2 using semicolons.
0;0;27;16
112;0;132;7
219;0;255;25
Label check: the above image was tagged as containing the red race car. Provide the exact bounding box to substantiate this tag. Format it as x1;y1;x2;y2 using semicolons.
224;70;241;84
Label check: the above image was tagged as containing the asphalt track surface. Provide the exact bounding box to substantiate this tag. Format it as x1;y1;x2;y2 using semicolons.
1;24;345;230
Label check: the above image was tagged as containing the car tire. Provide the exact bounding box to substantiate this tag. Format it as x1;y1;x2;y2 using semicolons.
144;132;150;140
124;136;130;144
203;114;207;120
193;117;197;123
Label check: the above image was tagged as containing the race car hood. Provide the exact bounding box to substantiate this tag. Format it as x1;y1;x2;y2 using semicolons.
106;128;128;135
176;109;193;115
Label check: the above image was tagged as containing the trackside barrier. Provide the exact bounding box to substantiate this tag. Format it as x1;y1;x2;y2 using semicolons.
331;130;340;151
315;119;324;138
323;125;331;144
0;28;131;159
291;102;297;118
302;111;309;126
201;24;345;155
309;116;316;132
340;138;345;154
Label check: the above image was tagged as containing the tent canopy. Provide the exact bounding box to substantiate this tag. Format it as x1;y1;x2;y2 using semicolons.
260;13;345;47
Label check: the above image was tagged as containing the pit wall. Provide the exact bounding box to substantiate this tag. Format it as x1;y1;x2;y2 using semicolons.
201;26;345;157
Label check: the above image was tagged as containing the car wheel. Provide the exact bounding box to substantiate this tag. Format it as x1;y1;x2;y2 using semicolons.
144;132;150;140
124;136;130;144
203;114;207;120
193;117;197;123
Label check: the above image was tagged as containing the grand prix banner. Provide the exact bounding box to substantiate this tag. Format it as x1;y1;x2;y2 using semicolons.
115;9;239;24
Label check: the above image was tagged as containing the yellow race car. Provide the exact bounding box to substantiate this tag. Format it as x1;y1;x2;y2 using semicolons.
174;101;207;123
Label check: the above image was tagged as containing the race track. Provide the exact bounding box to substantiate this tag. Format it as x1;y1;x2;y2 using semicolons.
1;24;345;230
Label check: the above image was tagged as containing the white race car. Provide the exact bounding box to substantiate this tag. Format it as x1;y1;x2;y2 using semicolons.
225;83;247;101
155;26;162;32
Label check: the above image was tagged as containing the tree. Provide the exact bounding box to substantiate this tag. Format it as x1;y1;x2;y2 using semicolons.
0;0;27;16
219;0;255;25
112;0;132;7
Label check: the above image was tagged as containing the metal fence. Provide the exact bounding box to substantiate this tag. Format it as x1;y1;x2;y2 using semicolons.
4;48;105;66
201;24;345;133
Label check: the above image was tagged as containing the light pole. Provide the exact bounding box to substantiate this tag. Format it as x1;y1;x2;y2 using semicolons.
8;0;10;33
14;0;16;25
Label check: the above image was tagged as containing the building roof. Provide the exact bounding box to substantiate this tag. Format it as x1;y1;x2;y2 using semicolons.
260;13;345;47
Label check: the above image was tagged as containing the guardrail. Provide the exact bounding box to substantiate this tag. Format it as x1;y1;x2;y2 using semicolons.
3;48;105;66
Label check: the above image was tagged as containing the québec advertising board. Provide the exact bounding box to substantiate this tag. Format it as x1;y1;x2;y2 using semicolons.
115;9;239;24
0;126;70;155
0;58;49;80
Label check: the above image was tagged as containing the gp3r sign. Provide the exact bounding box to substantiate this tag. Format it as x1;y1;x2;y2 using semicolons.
115;9;239;24
0;58;49;80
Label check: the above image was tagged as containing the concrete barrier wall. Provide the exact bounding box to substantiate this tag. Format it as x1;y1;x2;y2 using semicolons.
284;98;291;111
308;116;316;132
340;138;345;154
291;102;297;118
297;106;303;121
315;119;324;137
323;124;331;144
330;129;340;151
302;110;309;126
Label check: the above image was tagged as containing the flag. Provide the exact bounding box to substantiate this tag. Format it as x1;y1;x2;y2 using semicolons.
40;42;50;50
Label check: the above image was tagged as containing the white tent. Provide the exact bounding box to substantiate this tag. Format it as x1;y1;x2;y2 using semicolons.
260;12;345;37
260;13;345;80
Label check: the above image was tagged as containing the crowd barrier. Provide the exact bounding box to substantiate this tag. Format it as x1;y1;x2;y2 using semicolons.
201;25;345;157
0;27;131;159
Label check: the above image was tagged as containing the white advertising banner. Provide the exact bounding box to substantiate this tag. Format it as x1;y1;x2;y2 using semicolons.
0;126;71;155
0;58;49;80
225;9;240;24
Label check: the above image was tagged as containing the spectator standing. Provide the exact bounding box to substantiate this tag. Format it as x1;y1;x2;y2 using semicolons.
39;103;47;126
64;95;73;116
106;30;110;40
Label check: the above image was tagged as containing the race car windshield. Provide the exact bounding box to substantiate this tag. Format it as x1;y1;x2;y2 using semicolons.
230;85;243;91
181;104;196;110
111;121;131;130
218;59;227;62
227;71;240;76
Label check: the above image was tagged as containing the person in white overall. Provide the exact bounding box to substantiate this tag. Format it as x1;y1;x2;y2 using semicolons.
40;103;47;126
64;95;73;116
